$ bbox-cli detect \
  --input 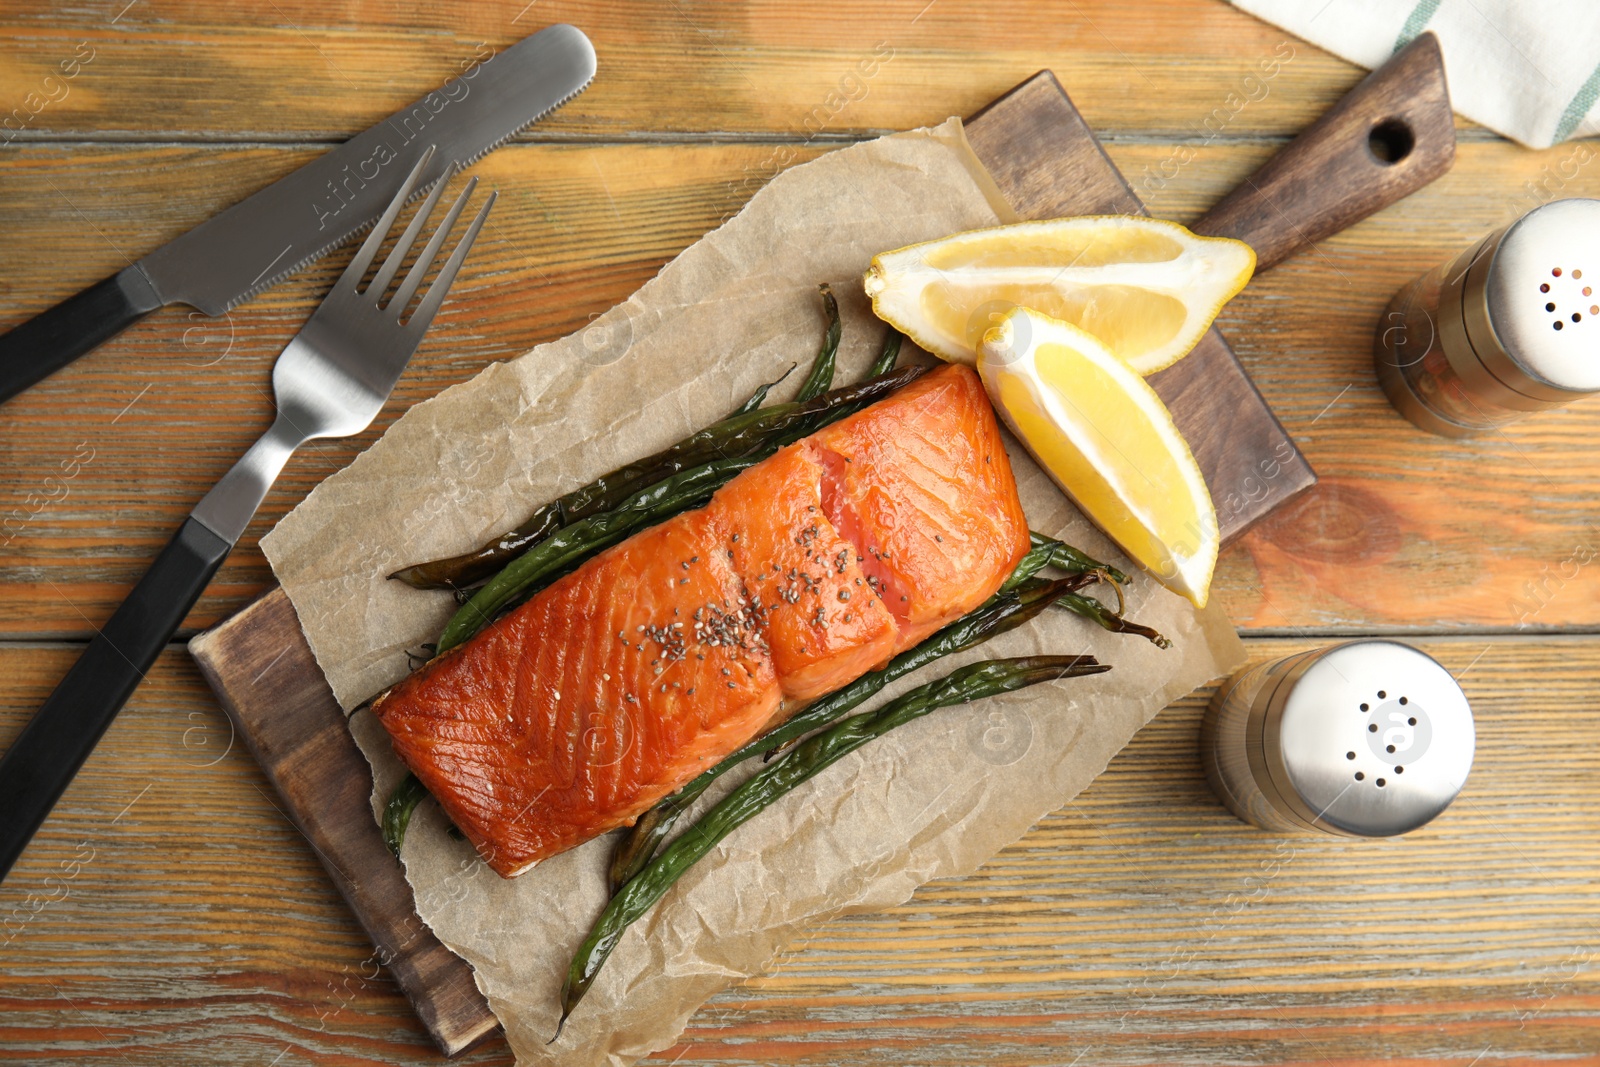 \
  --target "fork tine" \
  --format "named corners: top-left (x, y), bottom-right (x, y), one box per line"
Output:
top-left (334, 145), bottom-right (436, 293)
top-left (388, 176), bottom-right (479, 316)
top-left (404, 191), bottom-right (496, 331)
top-left (368, 161), bottom-right (457, 300)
